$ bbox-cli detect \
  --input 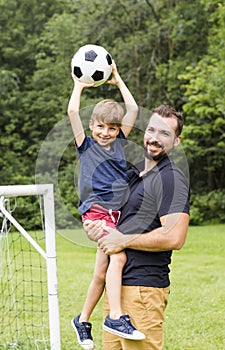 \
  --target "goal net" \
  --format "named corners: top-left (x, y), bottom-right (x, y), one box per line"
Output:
top-left (0, 184), bottom-right (60, 350)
